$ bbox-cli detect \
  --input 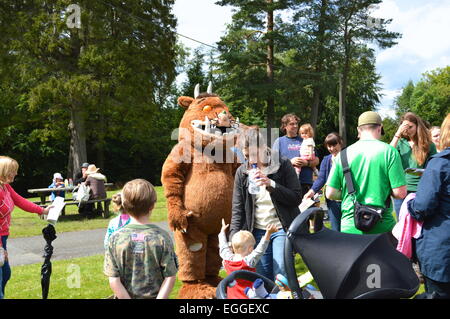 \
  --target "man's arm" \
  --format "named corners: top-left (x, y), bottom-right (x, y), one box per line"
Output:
top-left (326, 185), bottom-right (342, 201)
top-left (391, 185), bottom-right (407, 199)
